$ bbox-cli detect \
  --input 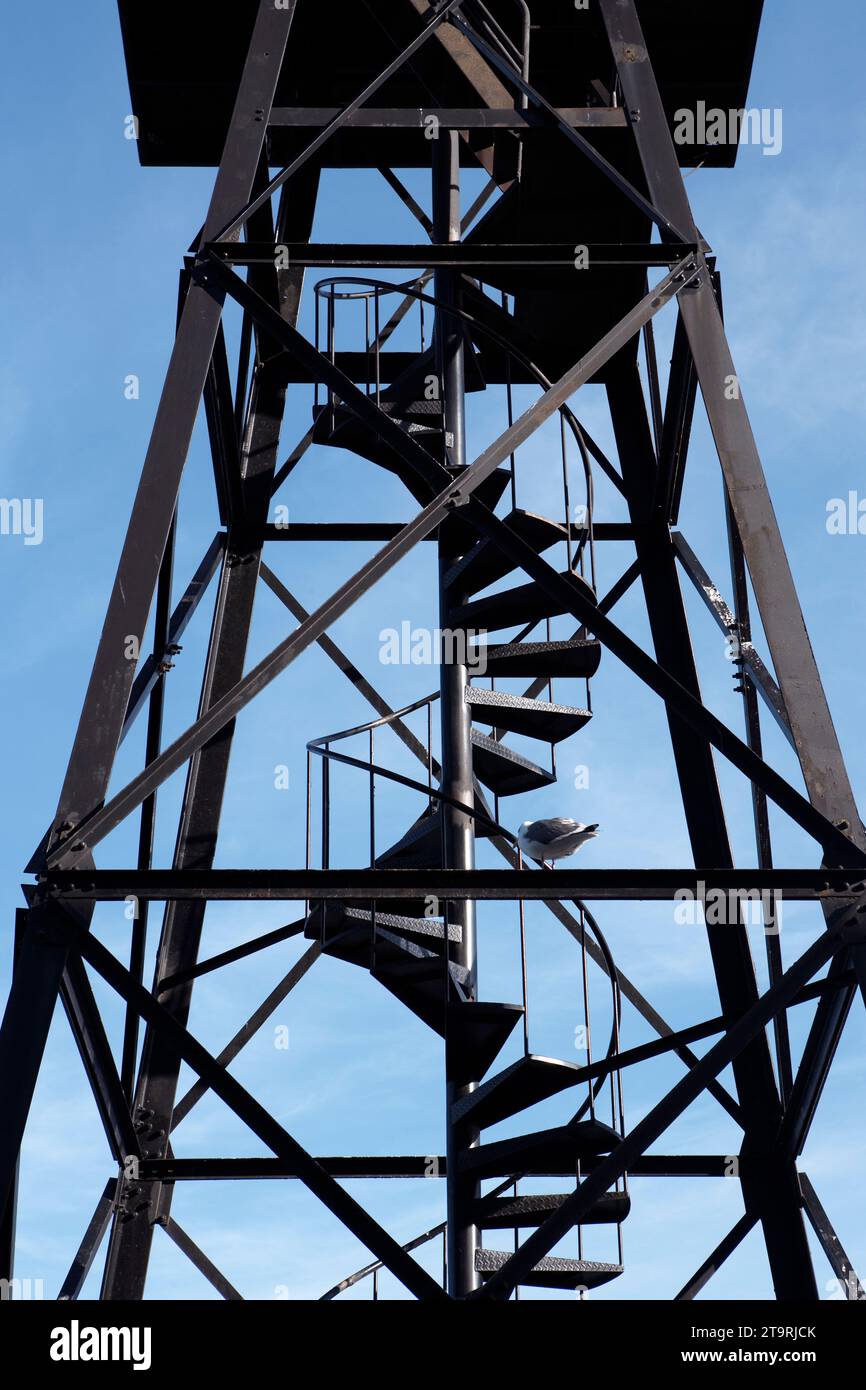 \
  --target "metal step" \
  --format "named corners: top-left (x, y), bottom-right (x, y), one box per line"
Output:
top-left (310, 920), bottom-right (467, 982)
top-left (451, 570), bottom-right (597, 634)
top-left (475, 1190), bottom-right (631, 1231)
top-left (380, 340), bottom-right (487, 412)
top-left (374, 950), bottom-right (470, 1036)
top-left (466, 687), bottom-right (591, 744)
top-left (459, 1121), bottom-right (621, 1179)
top-left (373, 797), bottom-right (496, 871)
top-left (313, 406), bottom-right (510, 509)
top-left (470, 730), bottom-right (555, 797)
top-left (446, 1002), bottom-right (524, 1082)
top-left (475, 1248), bottom-right (623, 1291)
top-left (445, 510), bottom-right (568, 598)
top-left (469, 638), bottom-right (602, 681)
top-left (375, 807), bottom-right (441, 870)
top-left (307, 904), bottom-right (462, 949)
top-left (452, 1054), bottom-right (587, 1130)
